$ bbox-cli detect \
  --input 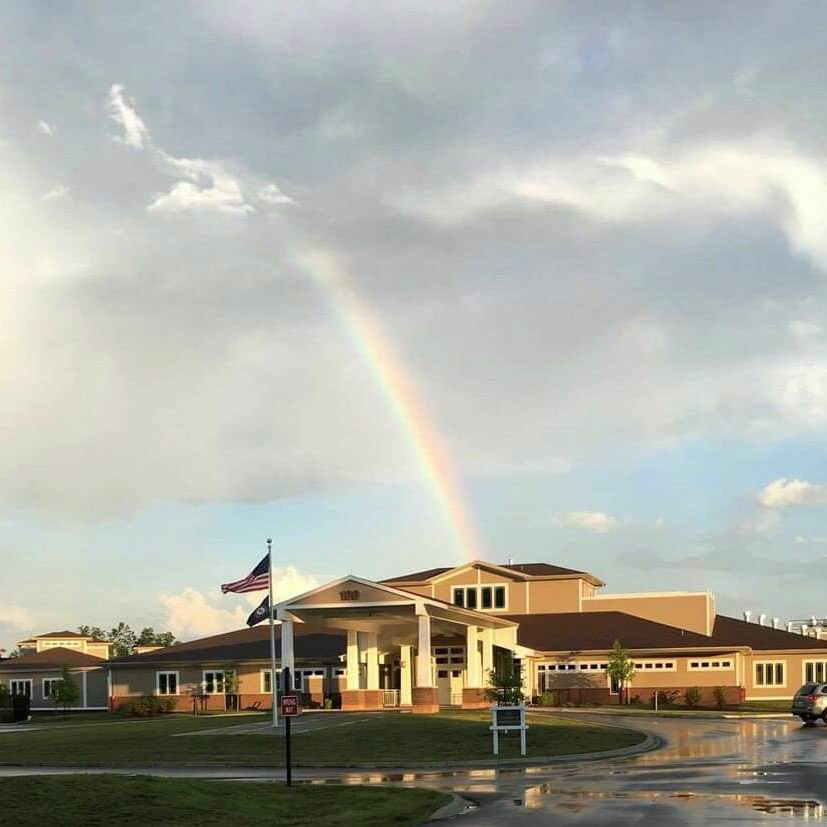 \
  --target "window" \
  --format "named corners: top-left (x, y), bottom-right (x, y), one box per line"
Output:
top-left (755, 661), bottom-right (785, 687)
top-left (10, 679), bottom-right (31, 698)
top-left (481, 586), bottom-right (492, 609)
top-left (804, 661), bottom-right (827, 684)
top-left (451, 670), bottom-right (461, 678)
top-left (437, 670), bottom-right (448, 678)
top-left (689, 660), bottom-right (733, 671)
top-left (203, 671), bottom-right (225, 694)
top-left (494, 586), bottom-right (506, 609)
top-left (156, 672), bottom-right (178, 696)
top-left (43, 678), bottom-right (60, 698)
top-left (452, 586), bottom-right (506, 611)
